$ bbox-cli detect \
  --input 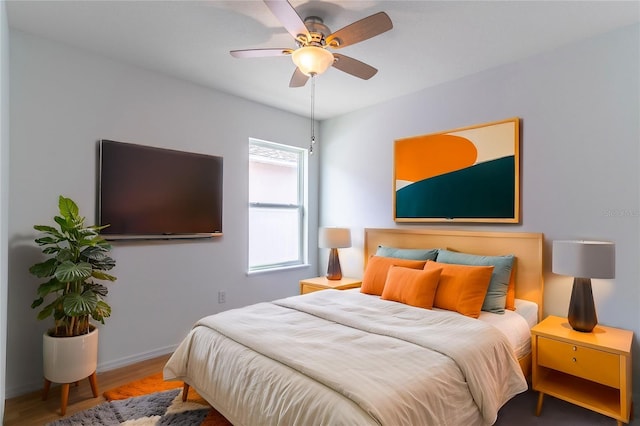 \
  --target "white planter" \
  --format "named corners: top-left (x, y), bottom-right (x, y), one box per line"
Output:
top-left (43, 327), bottom-right (98, 384)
